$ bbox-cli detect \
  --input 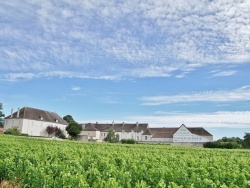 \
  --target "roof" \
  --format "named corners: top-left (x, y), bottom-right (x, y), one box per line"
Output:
top-left (5, 107), bottom-right (68, 125)
top-left (142, 125), bottom-right (212, 138)
top-left (187, 127), bottom-right (212, 136)
top-left (82, 122), bottom-right (148, 132)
